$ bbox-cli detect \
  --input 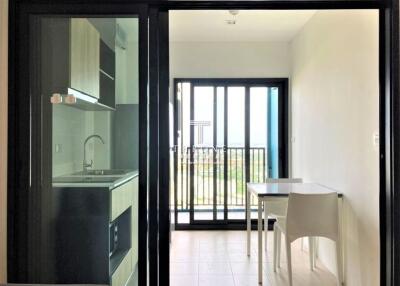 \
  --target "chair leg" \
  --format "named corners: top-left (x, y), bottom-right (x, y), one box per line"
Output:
top-left (264, 207), bottom-right (268, 252)
top-left (308, 237), bottom-right (314, 271)
top-left (336, 240), bottom-right (343, 285)
top-left (277, 229), bottom-right (281, 268)
top-left (286, 239), bottom-right (293, 286)
top-left (313, 237), bottom-right (318, 268)
top-left (273, 226), bottom-right (278, 272)
top-left (258, 200), bottom-right (263, 285)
